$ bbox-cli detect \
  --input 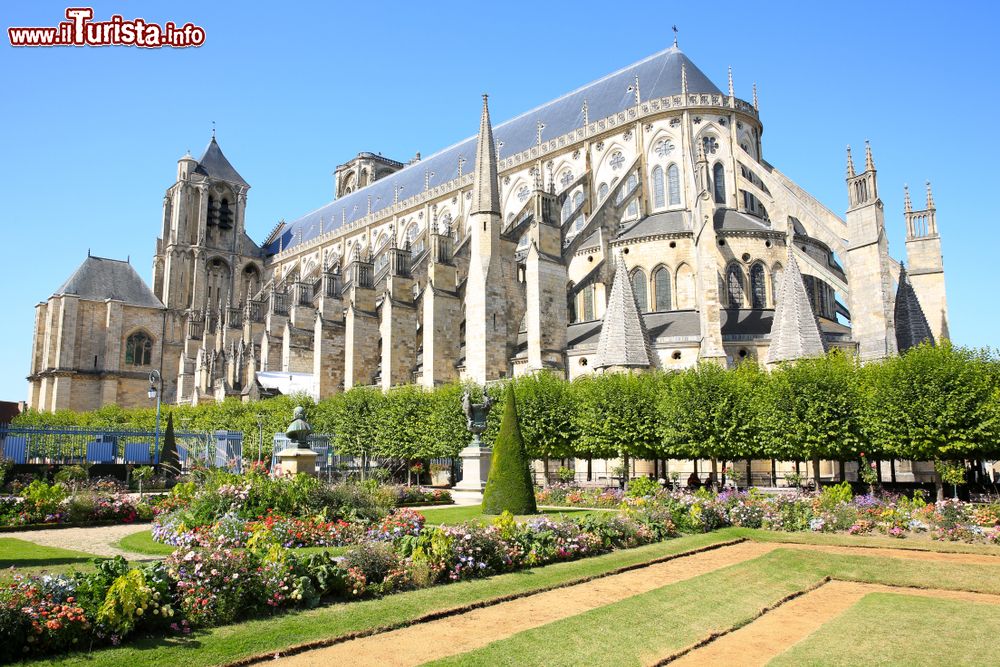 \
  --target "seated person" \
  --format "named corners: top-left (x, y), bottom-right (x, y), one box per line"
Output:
top-left (687, 471), bottom-right (701, 489)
